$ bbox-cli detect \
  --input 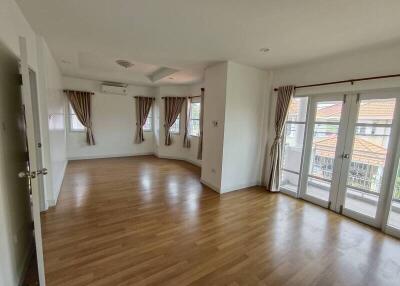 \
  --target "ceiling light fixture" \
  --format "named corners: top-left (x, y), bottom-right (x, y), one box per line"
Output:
top-left (116, 59), bottom-right (134, 68)
top-left (259, 48), bottom-right (270, 53)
